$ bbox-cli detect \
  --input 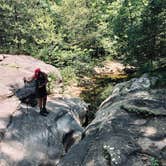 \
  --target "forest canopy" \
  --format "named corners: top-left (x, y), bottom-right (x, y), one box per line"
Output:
top-left (0, 0), bottom-right (165, 71)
